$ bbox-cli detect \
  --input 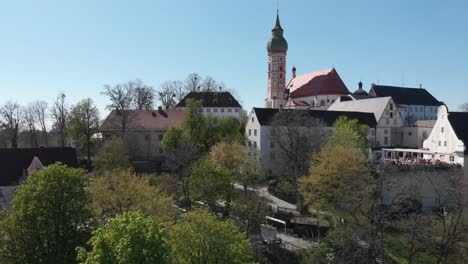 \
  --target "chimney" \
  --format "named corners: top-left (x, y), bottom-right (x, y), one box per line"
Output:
top-left (419, 84), bottom-right (423, 89)
top-left (292, 66), bottom-right (297, 78)
top-left (358, 81), bottom-right (363, 90)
